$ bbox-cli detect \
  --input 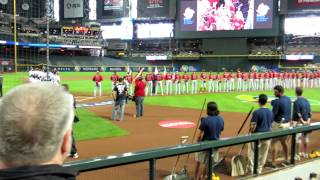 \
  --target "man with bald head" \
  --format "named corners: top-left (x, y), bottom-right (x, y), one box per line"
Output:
top-left (0, 83), bottom-right (78, 179)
